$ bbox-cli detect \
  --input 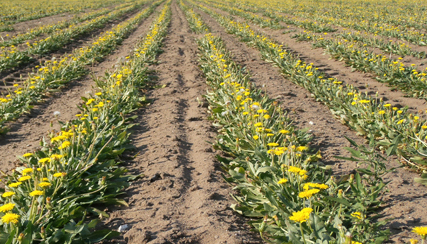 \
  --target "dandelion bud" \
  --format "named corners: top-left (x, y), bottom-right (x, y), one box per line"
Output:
top-left (50, 121), bottom-right (53, 127)
top-left (18, 233), bottom-right (24, 241)
top-left (46, 197), bottom-right (52, 210)
top-left (259, 215), bottom-right (268, 233)
top-left (41, 226), bottom-right (45, 239)
top-left (273, 215), bottom-right (282, 227)
top-left (344, 232), bottom-right (353, 244)
top-left (349, 174), bottom-right (354, 184)
top-left (338, 189), bottom-right (343, 198)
